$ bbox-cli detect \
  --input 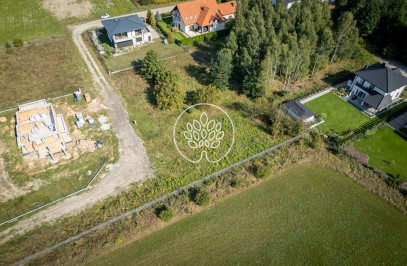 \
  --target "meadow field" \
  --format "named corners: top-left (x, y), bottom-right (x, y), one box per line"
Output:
top-left (90, 165), bottom-right (407, 265)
